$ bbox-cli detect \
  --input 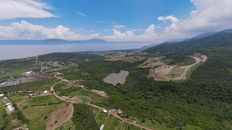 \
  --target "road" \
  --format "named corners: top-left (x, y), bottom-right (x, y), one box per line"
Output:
top-left (156, 55), bottom-right (207, 81)
top-left (51, 72), bottom-right (154, 130)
